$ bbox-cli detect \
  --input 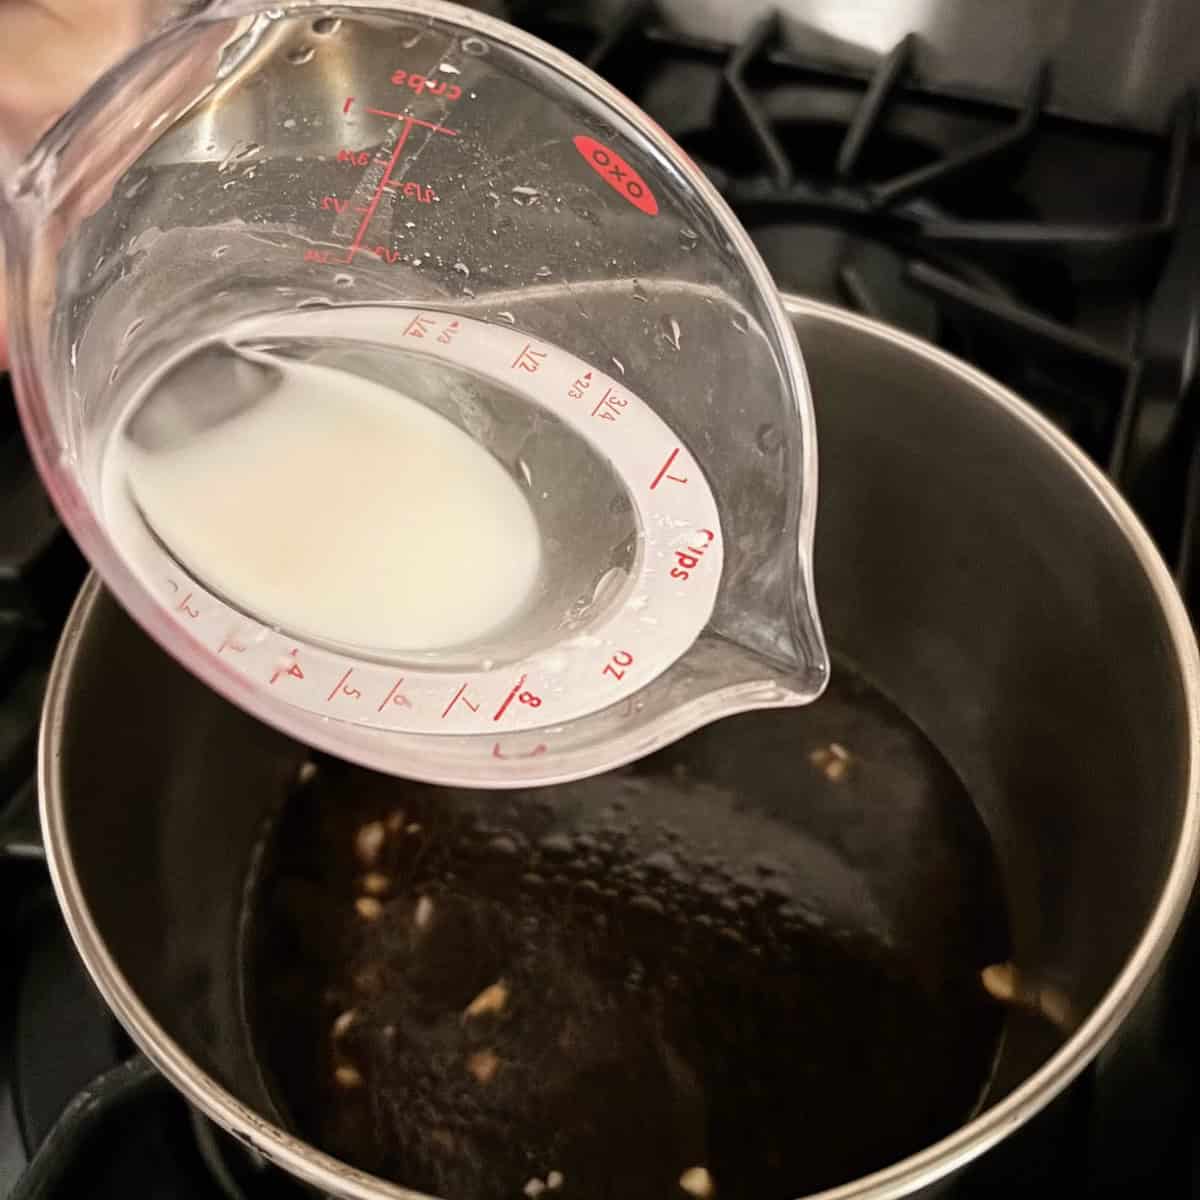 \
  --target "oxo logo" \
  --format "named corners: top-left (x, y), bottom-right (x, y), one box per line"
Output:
top-left (572, 135), bottom-right (658, 216)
